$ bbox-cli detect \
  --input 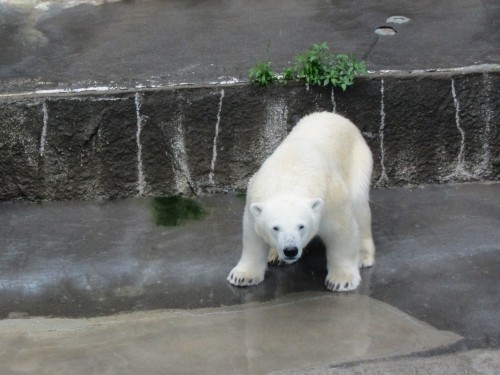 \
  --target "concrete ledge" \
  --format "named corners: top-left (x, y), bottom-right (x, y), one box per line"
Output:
top-left (281, 349), bottom-right (500, 375)
top-left (0, 293), bottom-right (461, 374)
top-left (1, 71), bottom-right (499, 201)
